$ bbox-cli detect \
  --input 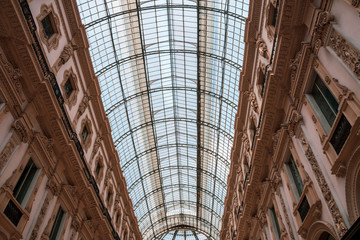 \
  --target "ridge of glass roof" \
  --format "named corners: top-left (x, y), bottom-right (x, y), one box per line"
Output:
top-left (76, 0), bottom-right (249, 238)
